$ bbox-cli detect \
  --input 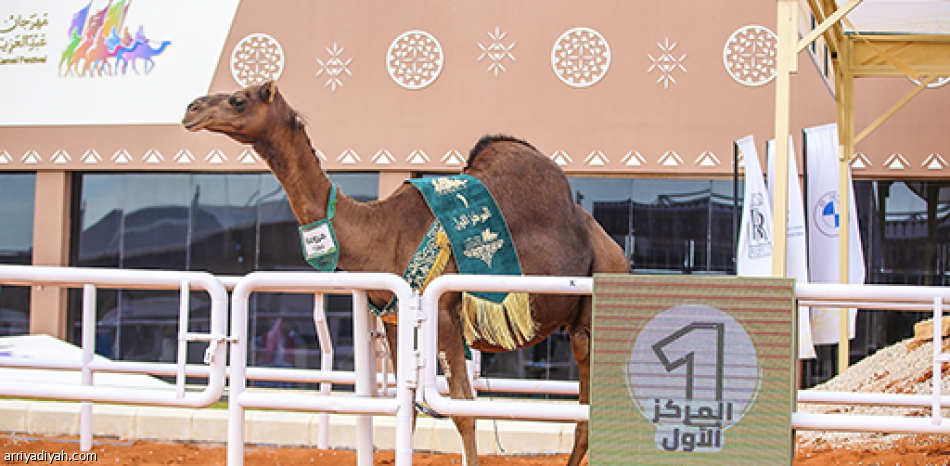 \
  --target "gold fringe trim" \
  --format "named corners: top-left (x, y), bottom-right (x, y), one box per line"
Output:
top-left (389, 228), bottom-right (536, 351)
top-left (461, 291), bottom-right (534, 351)
top-left (422, 230), bottom-right (452, 291)
top-left (384, 231), bottom-right (453, 325)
